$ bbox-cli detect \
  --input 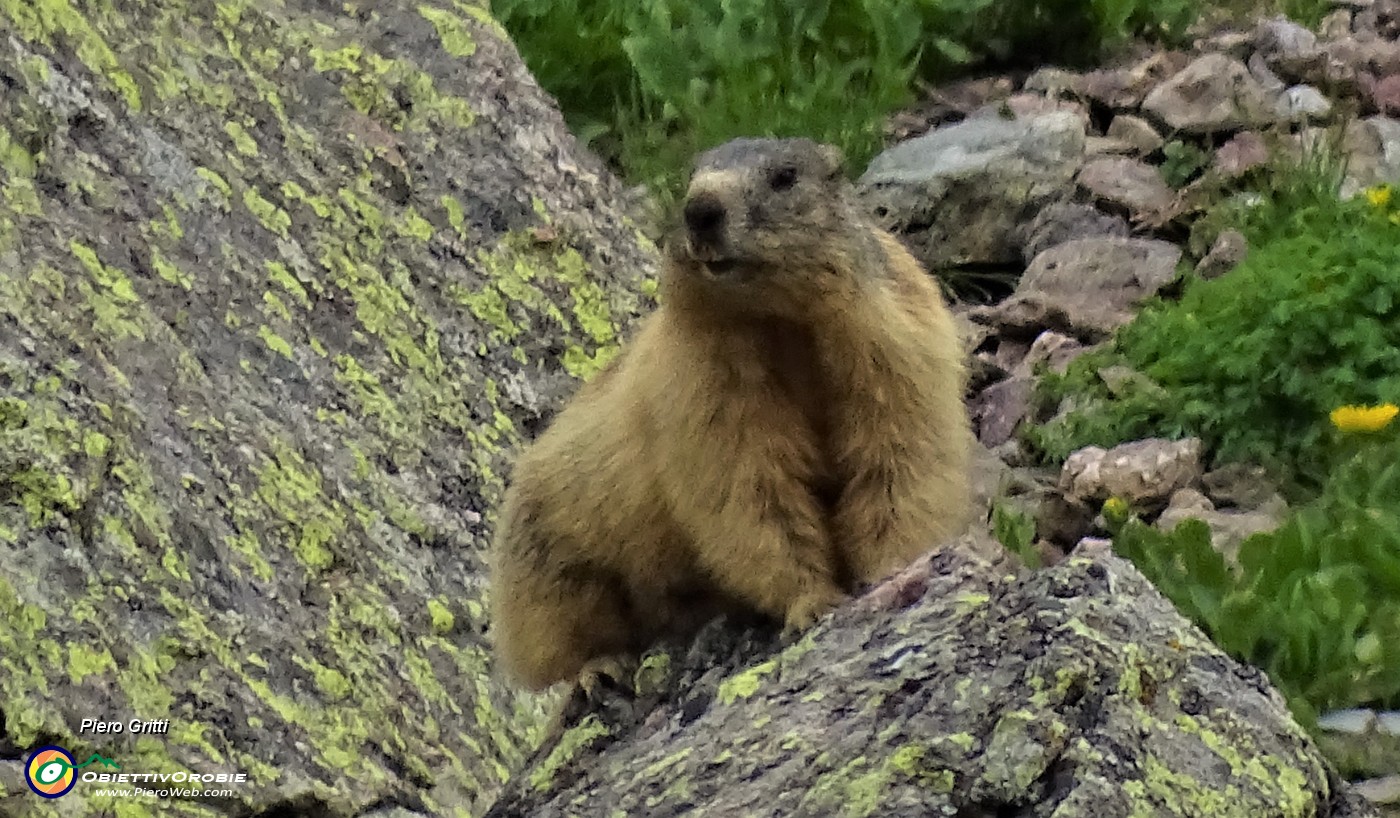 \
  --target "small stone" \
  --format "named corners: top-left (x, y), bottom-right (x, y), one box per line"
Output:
top-left (1371, 74), bottom-right (1400, 114)
top-left (1341, 115), bottom-right (1400, 195)
top-left (1097, 365), bottom-right (1168, 399)
top-left (860, 111), bottom-right (1087, 269)
top-left (1076, 68), bottom-right (1152, 108)
top-left (1106, 114), bottom-right (1164, 154)
top-left (972, 376), bottom-right (1035, 447)
top-left (1380, 710), bottom-right (1400, 735)
top-left (1355, 0), bottom-right (1400, 38)
top-left (1084, 136), bottom-right (1137, 156)
top-left (1196, 229), bottom-right (1249, 280)
top-left (1248, 52), bottom-right (1287, 95)
top-left (1255, 16), bottom-right (1318, 62)
top-left (1194, 30), bottom-right (1254, 59)
top-left (1214, 132), bottom-right (1271, 177)
top-left (1352, 775), bottom-right (1400, 806)
top-left (1143, 54), bottom-right (1277, 134)
top-left (1016, 331), bottom-right (1087, 377)
top-left (1275, 85), bottom-right (1333, 121)
top-left (1156, 488), bottom-right (1215, 525)
top-left (1202, 463), bottom-right (1279, 509)
top-left (1018, 202), bottom-right (1130, 263)
top-left (990, 238), bottom-right (1181, 340)
top-left (1060, 438), bottom-right (1205, 506)
top-left (1318, 708), bottom-right (1381, 734)
top-left (970, 93), bottom-right (1089, 123)
top-left (1073, 537), bottom-right (1114, 556)
top-left (1319, 9), bottom-right (1354, 38)
top-left (1023, 68), bottom-right (1081, 96)
top-left (1077, 156), bottom-right (1176, 216)
top-left (1155, 489), bottom-right (1287, 556)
